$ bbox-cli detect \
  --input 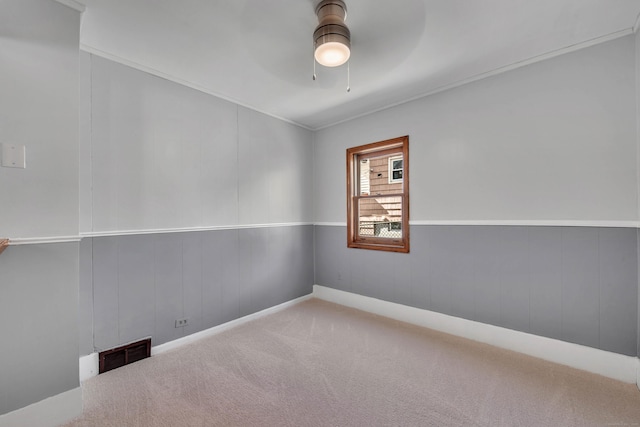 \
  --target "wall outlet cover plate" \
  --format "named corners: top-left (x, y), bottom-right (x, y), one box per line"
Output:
top-left (1, 143), bottom-right (26, 168)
